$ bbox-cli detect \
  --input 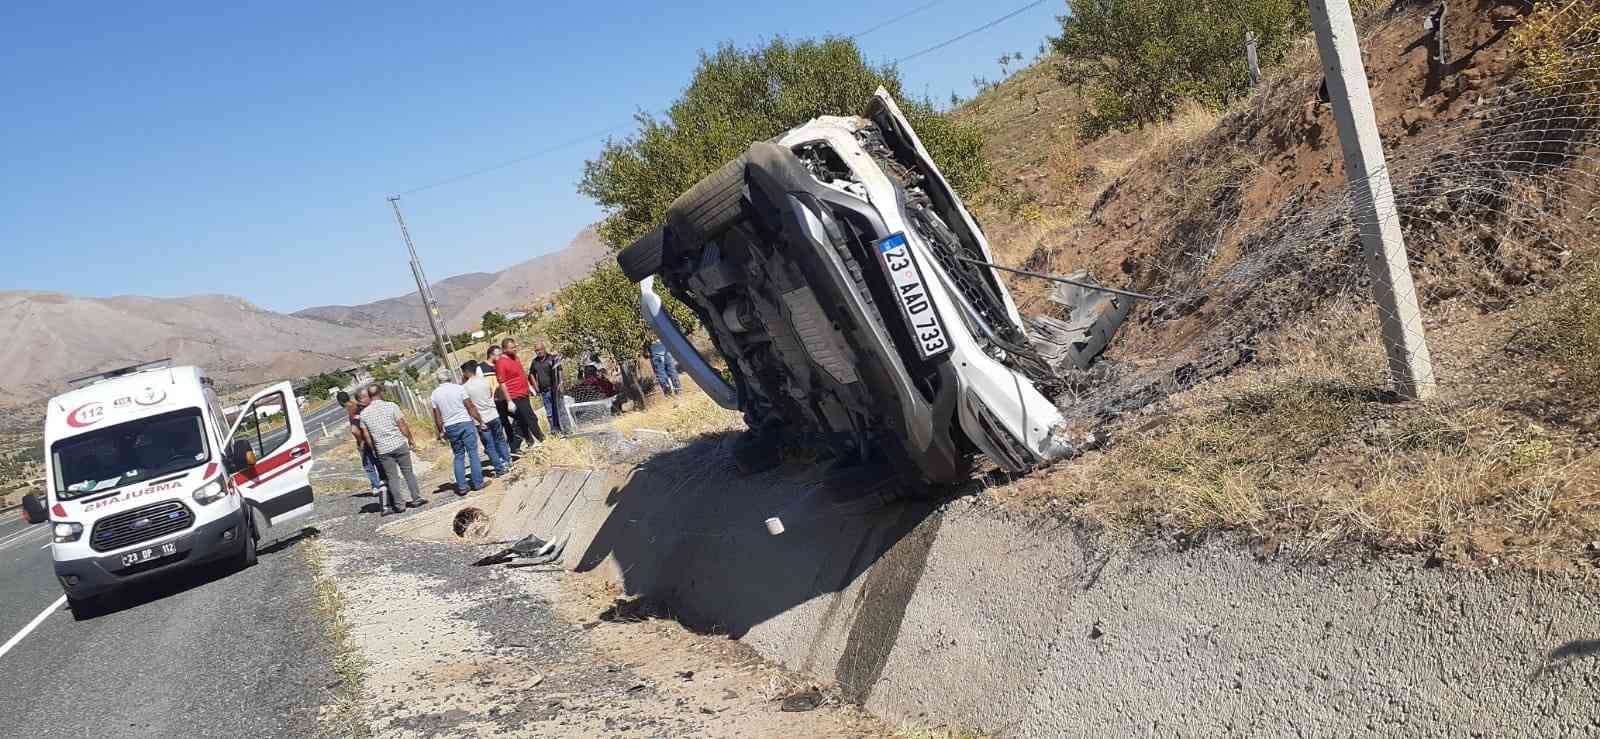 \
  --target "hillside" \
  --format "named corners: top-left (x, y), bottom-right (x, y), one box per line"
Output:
top-left (295, 225), bottom-right (609, 335)
top-left (446, 226), bottom-right (608, 332)
top-left (295, 271), bottom-right (499, 338)
top-left (955, 1), bottom-right (1600, 572)
top-left (0, 291), bottom-right (394, 413)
